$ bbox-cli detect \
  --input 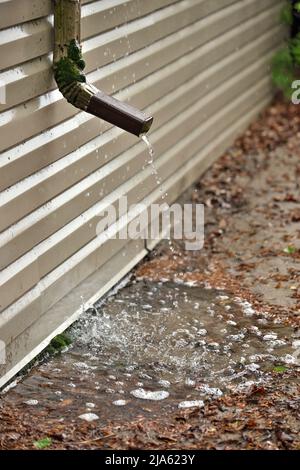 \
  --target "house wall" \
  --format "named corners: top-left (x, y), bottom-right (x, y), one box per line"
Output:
top-left (0, 0), bottom-right (285, 387)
